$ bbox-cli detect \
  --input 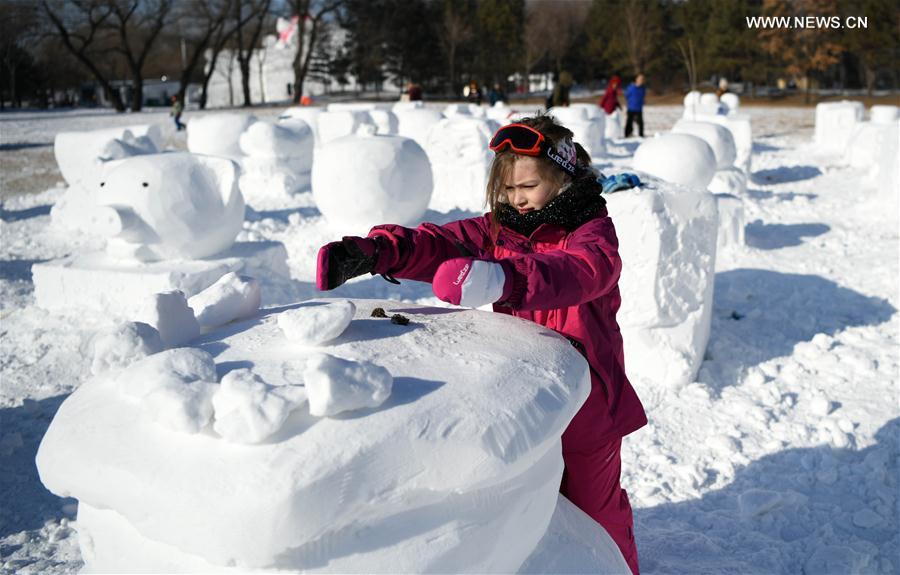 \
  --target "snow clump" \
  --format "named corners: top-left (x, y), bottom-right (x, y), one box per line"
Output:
top-left (188, 272), bottom-right (261, 330)
top-left (276, 300), bottom-right (356, 345)
top-left (212, 368), bottom-right (307, 444)
top-left (303, 352), bottom-right (393, 417)
top-left (90, 321), bottom-right (164, 375)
